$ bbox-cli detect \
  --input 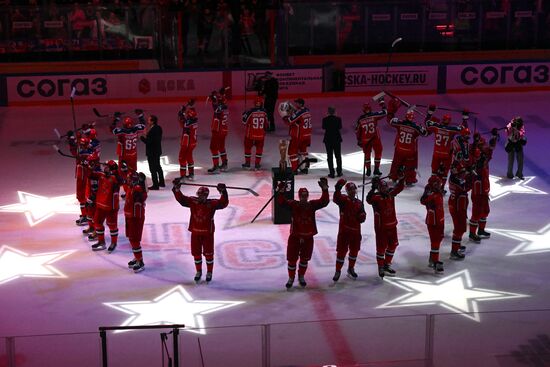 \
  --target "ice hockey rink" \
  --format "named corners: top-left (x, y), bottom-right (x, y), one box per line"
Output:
top-left (0, 91), bottom-right (549, 367)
